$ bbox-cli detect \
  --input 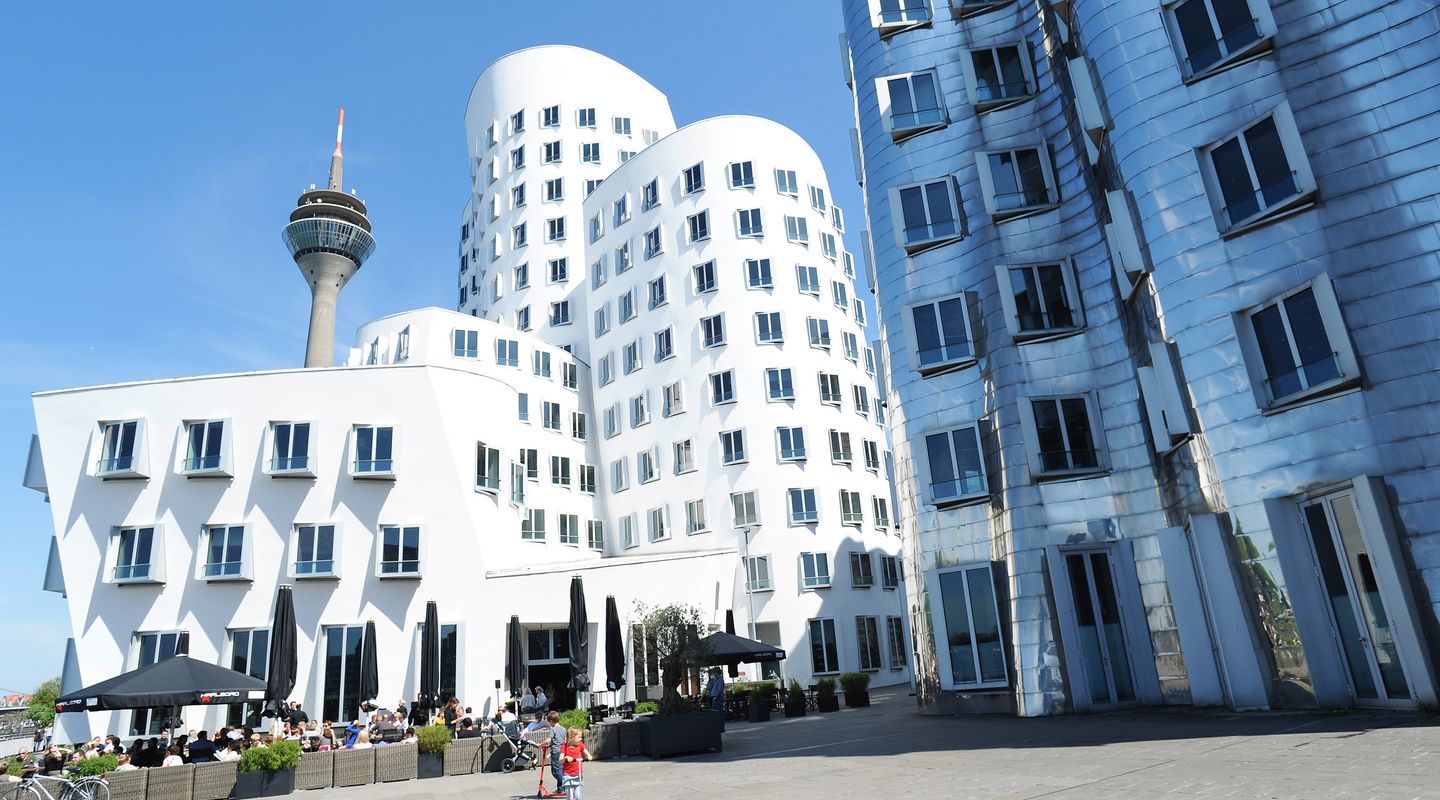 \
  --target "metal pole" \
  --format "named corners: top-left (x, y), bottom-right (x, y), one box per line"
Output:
top-left (741, 526), bottom-right (758, 639)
